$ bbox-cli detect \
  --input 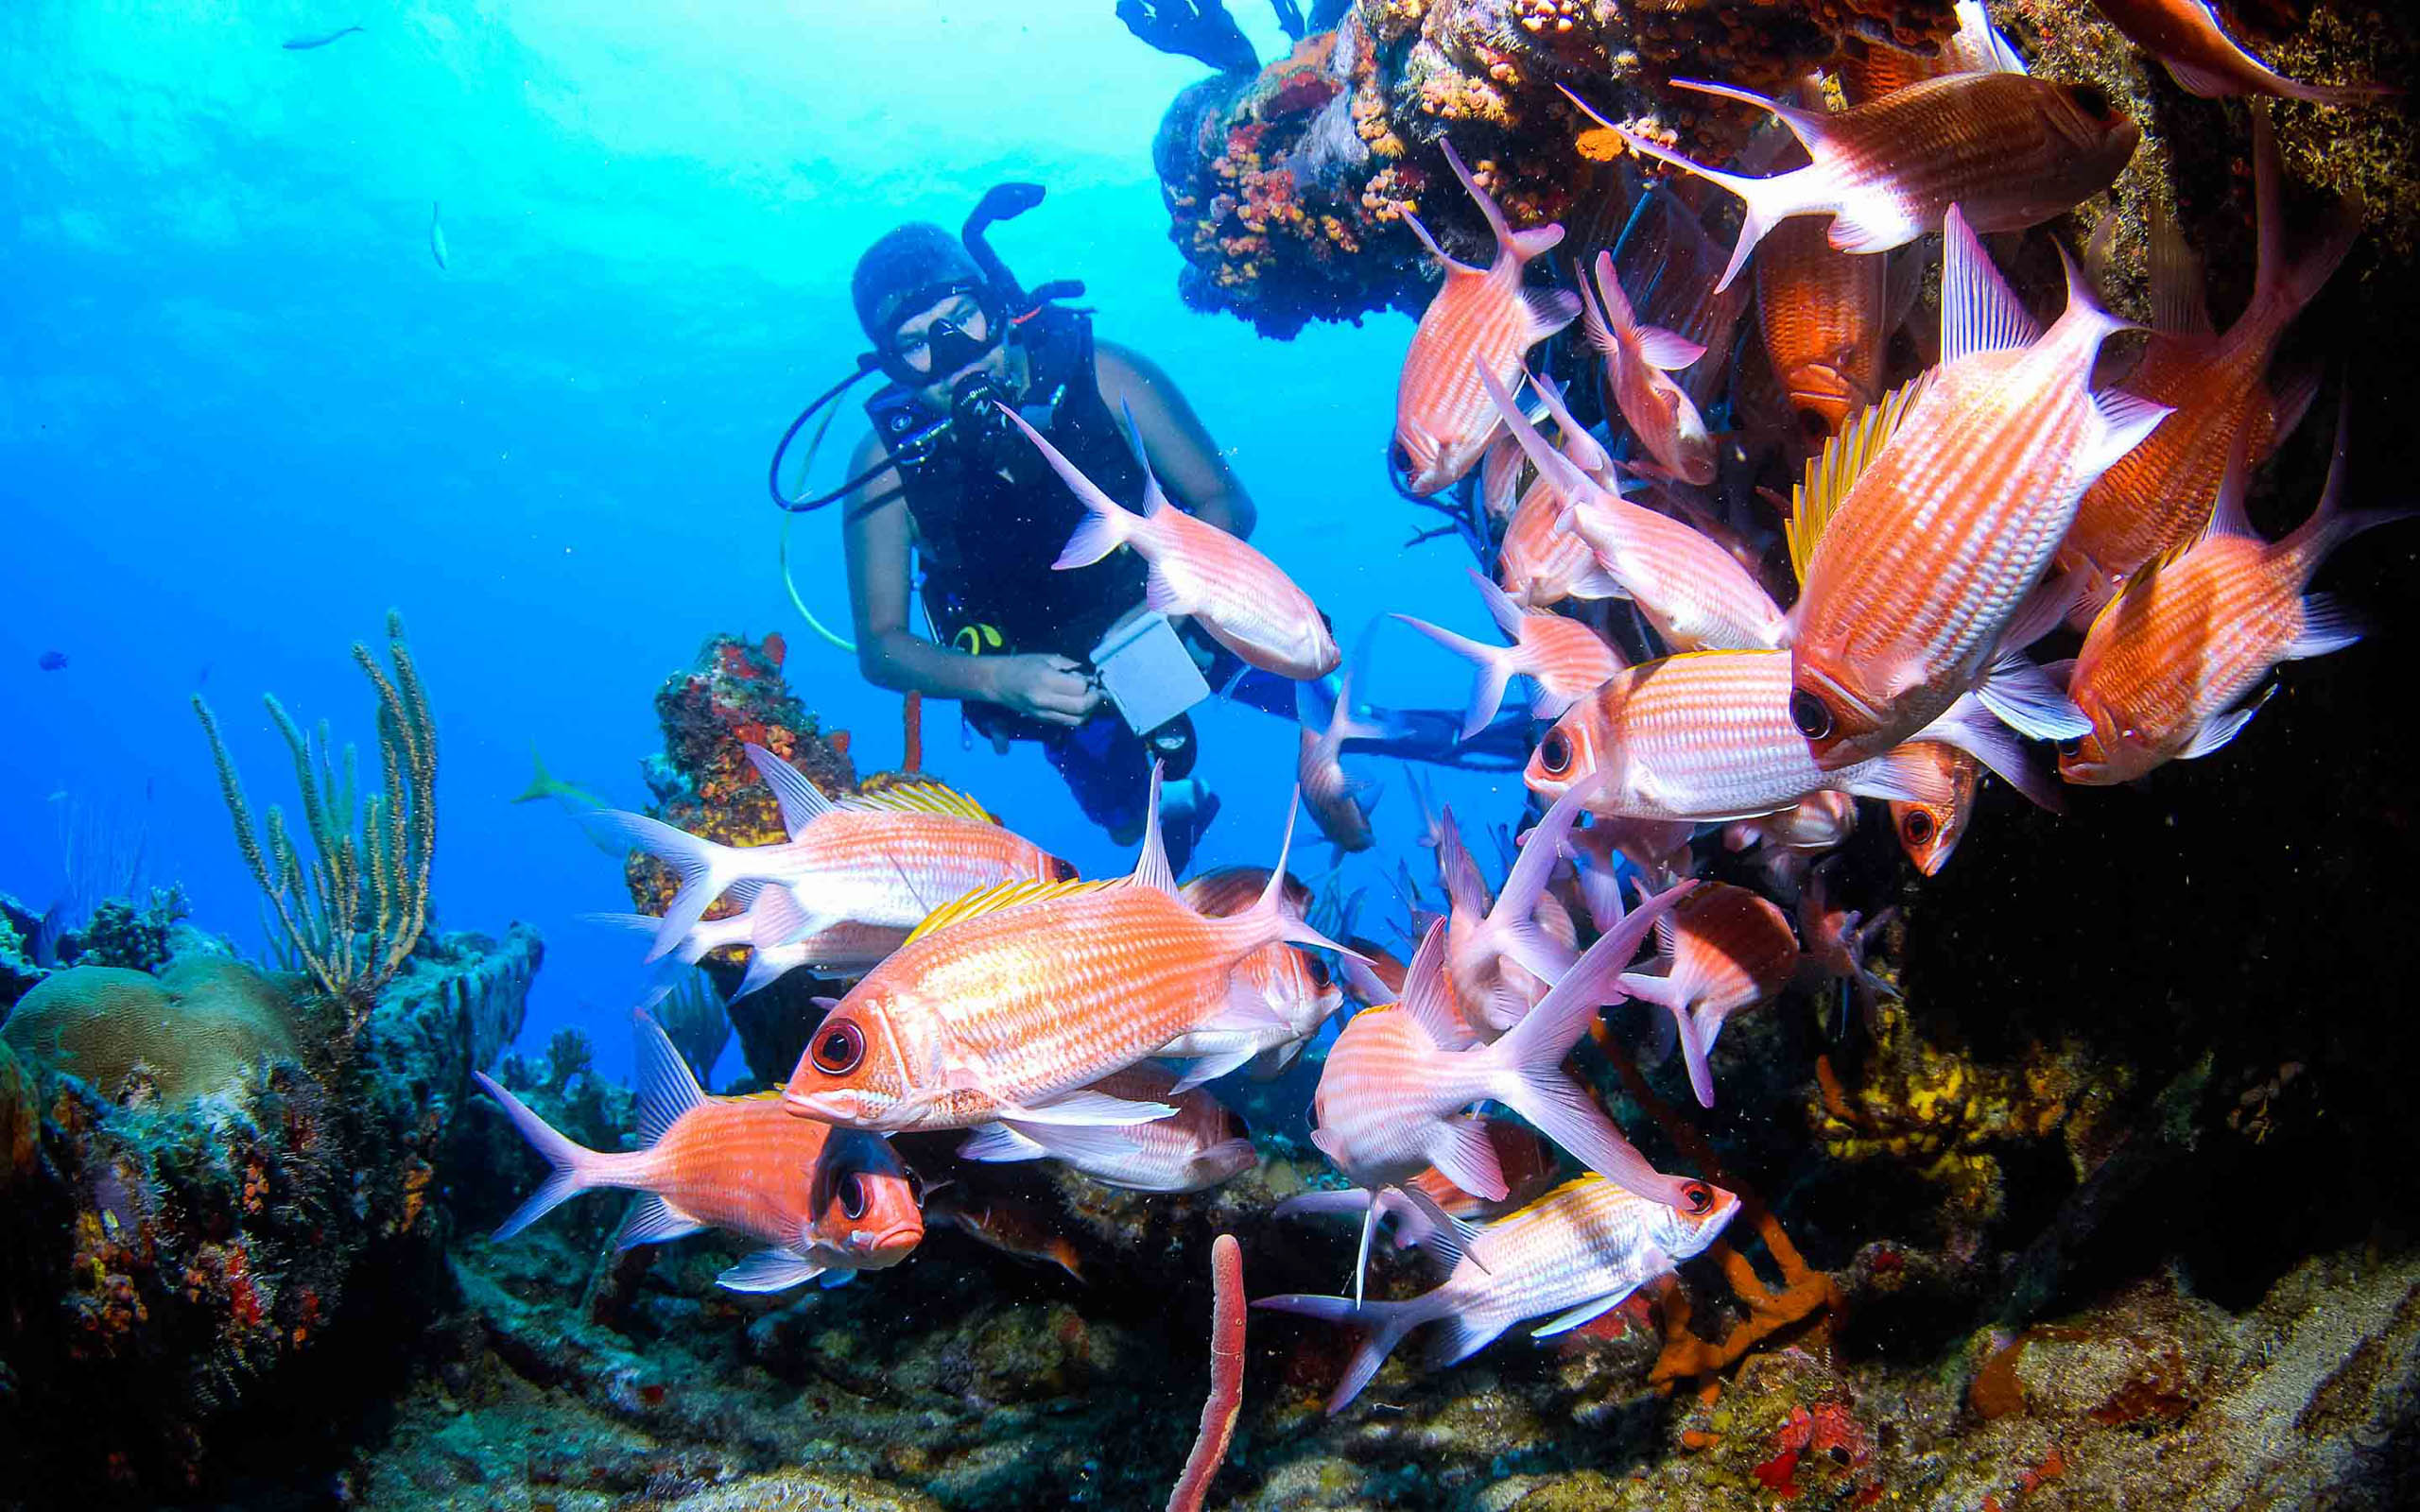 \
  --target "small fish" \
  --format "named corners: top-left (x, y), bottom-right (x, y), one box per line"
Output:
top-left (1567, 73), bottom-right (2137, 291)
top-left (1887, 743), bottom-right (1979, 875)
top-left (2061, 407), bottom-right (2408, 784)
top-left (1488, 368), bottom-right (1790, 652)
top-left (1295, 649), bottom-right (1382, 854)
top-left (1526, 649), bottom-right (1957, 823)
top-left (1392, 140), bottom-right (1582, 494)
top-left (960, 1061), bottom-right (1256, 1194)
top-left (593, 745), bottom-right (1070, 962)
top-left (925, 1188), bottom-right (1084, 1281)
top-left (1477, 427), bottom-right (1530, 520)
top-left (1308, 877), bottom-right (1701, 1254)
top-left (781, 777), bottom-right (1351, 1137)
top-left (583, 881), bottom-right (904, 1001)
top-left (281, 24), bottom-right (365, 51)
top-left (513, 742), bottom-right (612, 811)
top-left (476, 1012), bottom-right (924, 1294)
top-left (1577, 250), bottom-right (1716, 485)
top-left (1721, 790), bottom-right (1858, 892)
top-left (2086, 0), bottom-right (2394, 106)
top-left (1613, 882), bottom-right (1802, 1108)
top-left (1785, 212), bottom-right (2161, 769)
top-left (1011, 405), bottom-right (1340, 680)
top-left (1394, 569), bottom-right (1622, 739)
top-left (37, 650), bottom-right (67, 672)
top-left (1254, 1172), bottom-right (1737, 1414)
top-left (2061, 103), bottom-right (2359, 582)
top-left (1168, 865), bottom-right (1344, 1074)
top-left (1799, 867), bottom-right (1900, 1012)
top-left (1756, 215), bottom-right (1892, 443)
top-left (1498, 473), bottom-right (1624, 610)
top-left (429, 201), bottom-right (448, 271)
